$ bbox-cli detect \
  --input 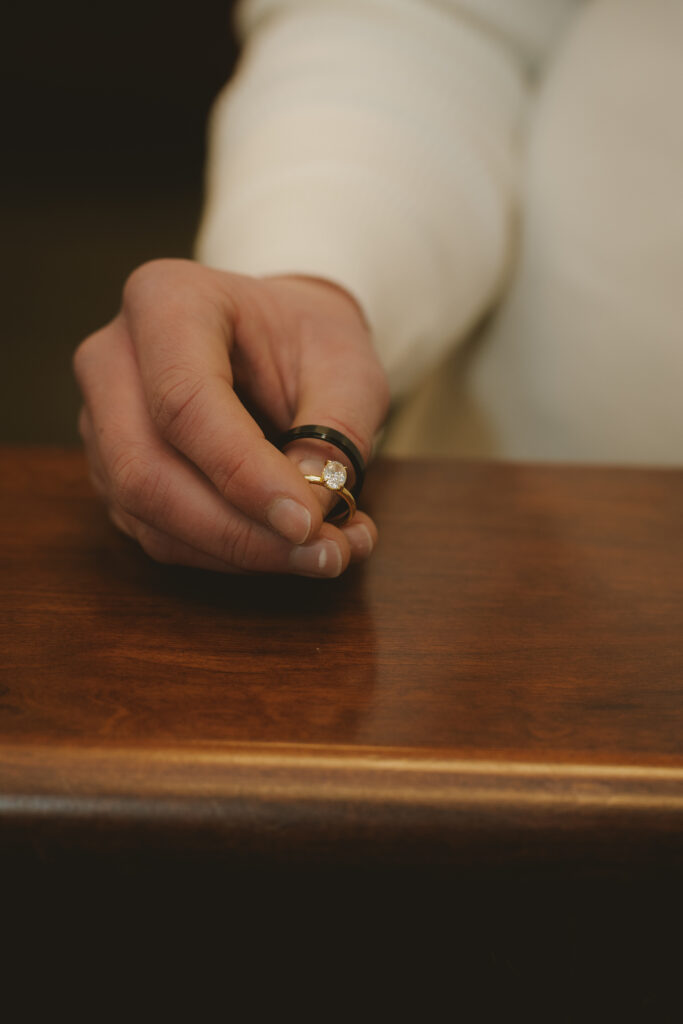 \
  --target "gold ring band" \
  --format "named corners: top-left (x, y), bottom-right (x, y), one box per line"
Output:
top-left (304, 460), bottom-right (356, 526)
